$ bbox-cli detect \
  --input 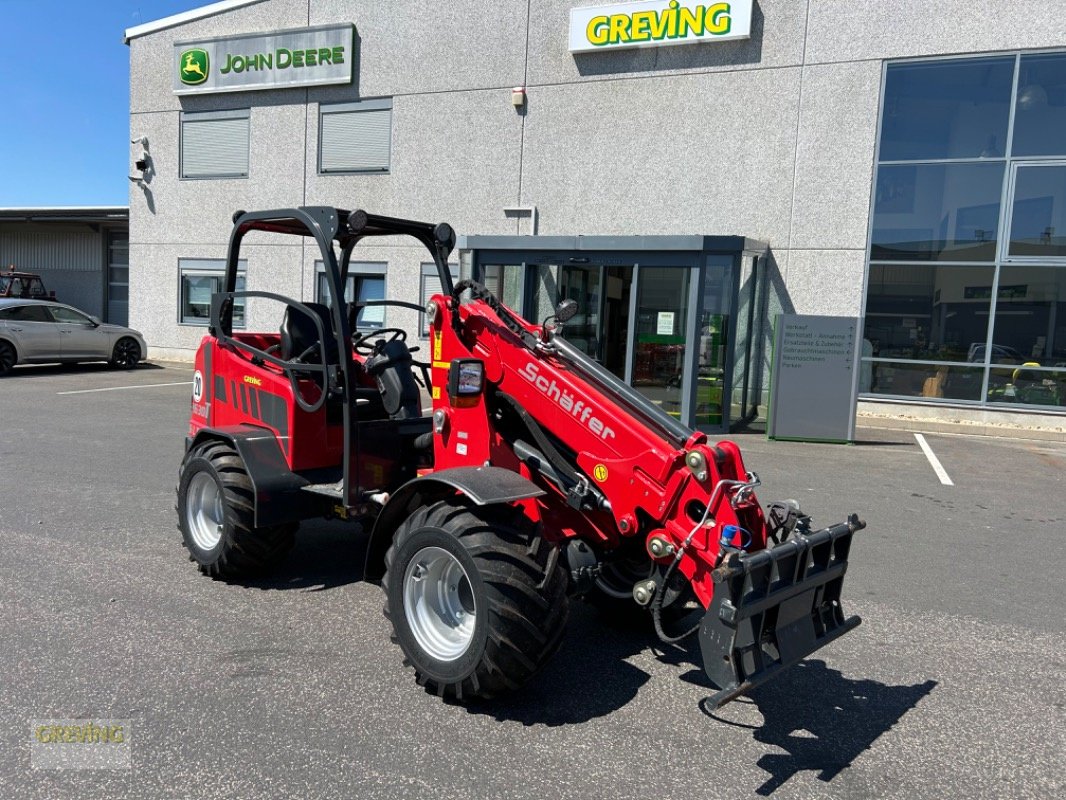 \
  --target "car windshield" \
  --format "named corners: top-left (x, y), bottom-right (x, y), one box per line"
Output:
top-left (0, 277), bottom-right (9, 292)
